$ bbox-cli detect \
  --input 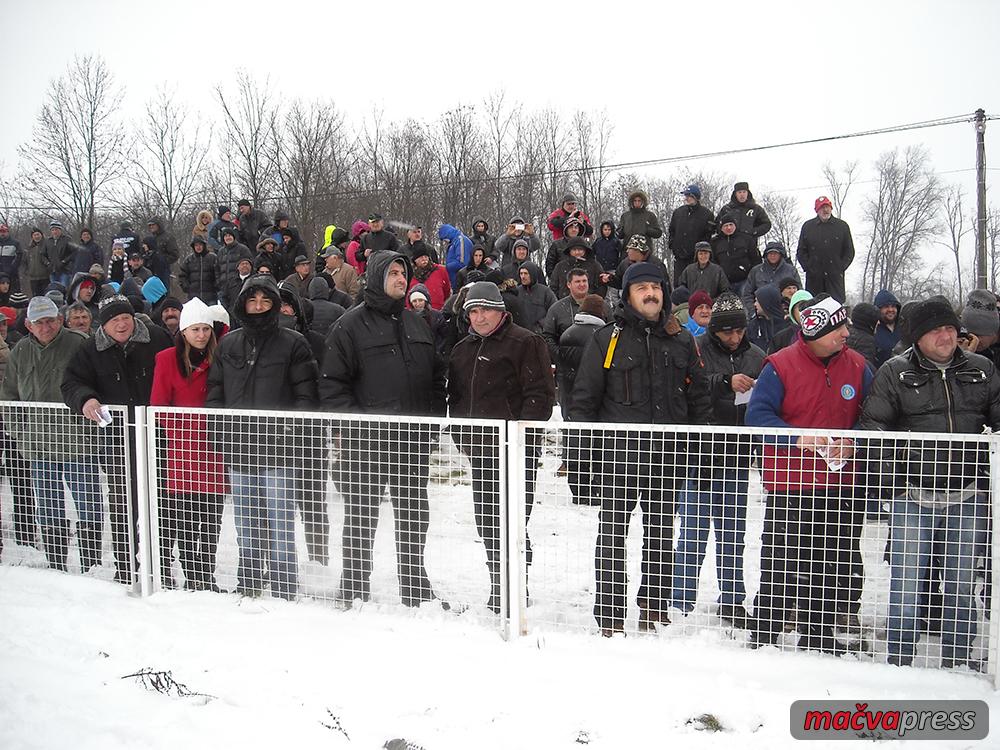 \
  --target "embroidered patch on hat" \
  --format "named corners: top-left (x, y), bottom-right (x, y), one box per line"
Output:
top-left (800, 307), bottom-right (830, 336)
